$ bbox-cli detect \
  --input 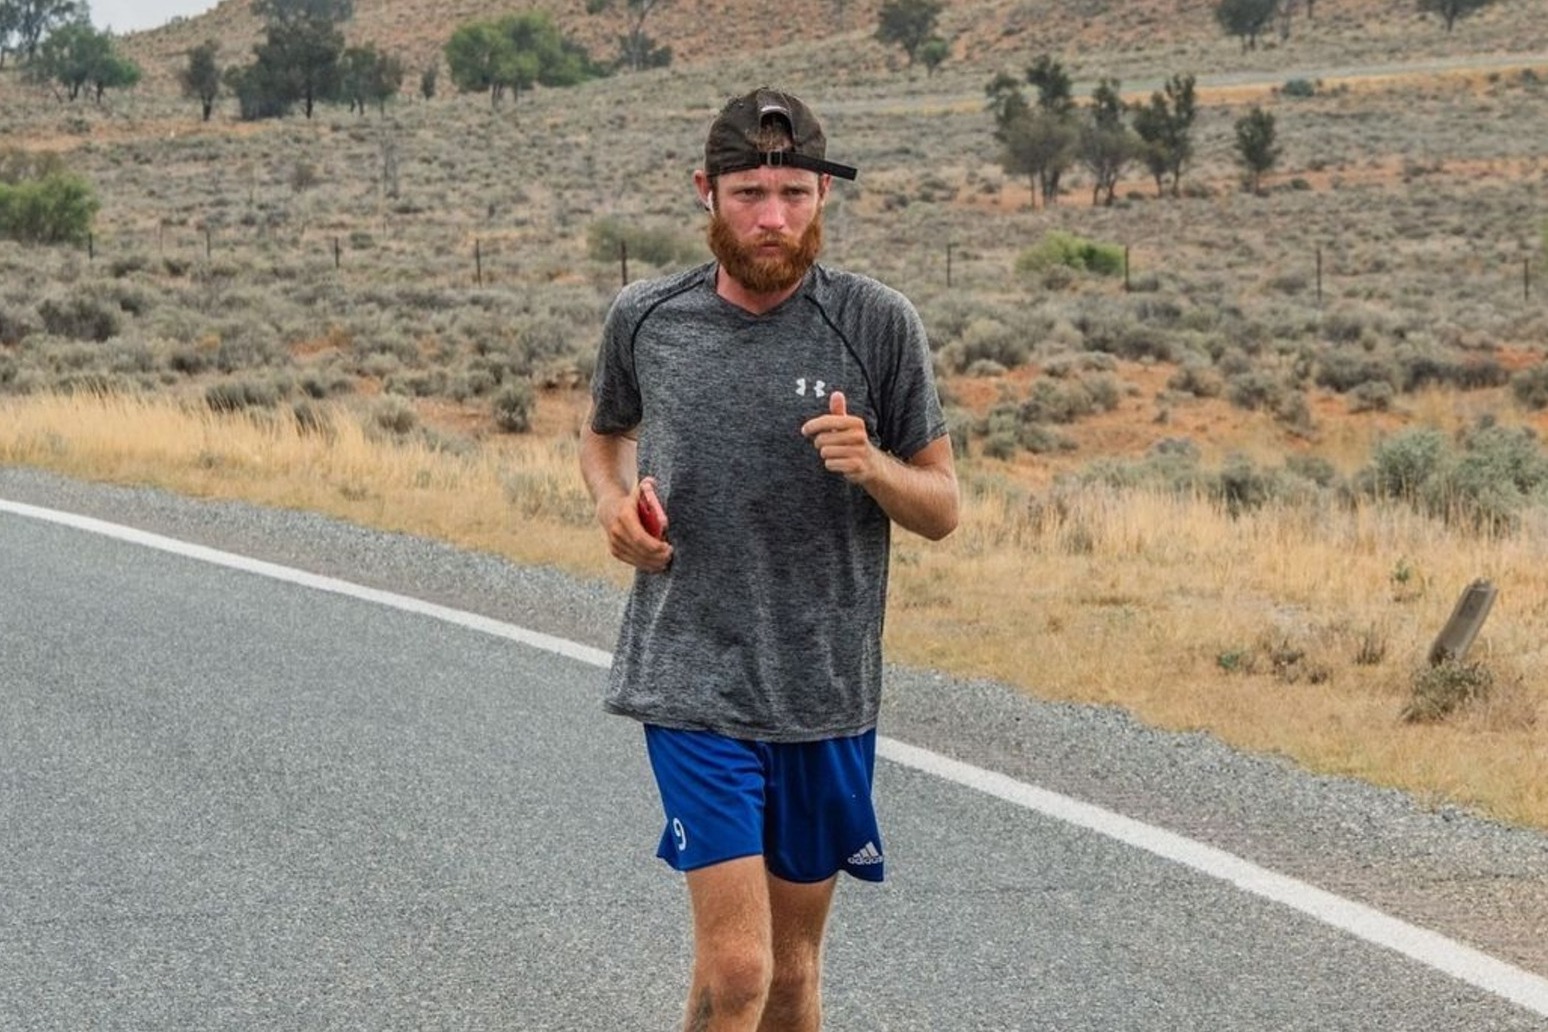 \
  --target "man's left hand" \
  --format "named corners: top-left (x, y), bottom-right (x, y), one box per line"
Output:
top-left (801, 391), bottom-right (874, 484)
